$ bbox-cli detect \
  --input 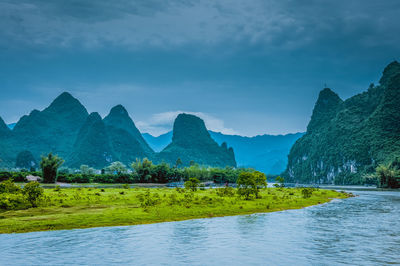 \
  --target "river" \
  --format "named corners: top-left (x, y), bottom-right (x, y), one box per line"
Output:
top-left (0, 189), bottom-right (399, 265)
